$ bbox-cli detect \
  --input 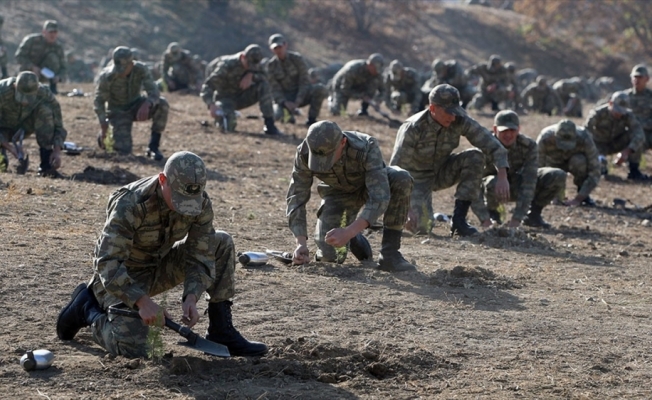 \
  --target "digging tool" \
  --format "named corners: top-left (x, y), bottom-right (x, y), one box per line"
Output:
top-left (266, 249), bottom-right (293, 264)
top-left (369, 102), bottom-right (403, 128)
top-left (12, 128), bottom-right (28, 174)
top-left (107, 306), bottom-right (230, 357)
